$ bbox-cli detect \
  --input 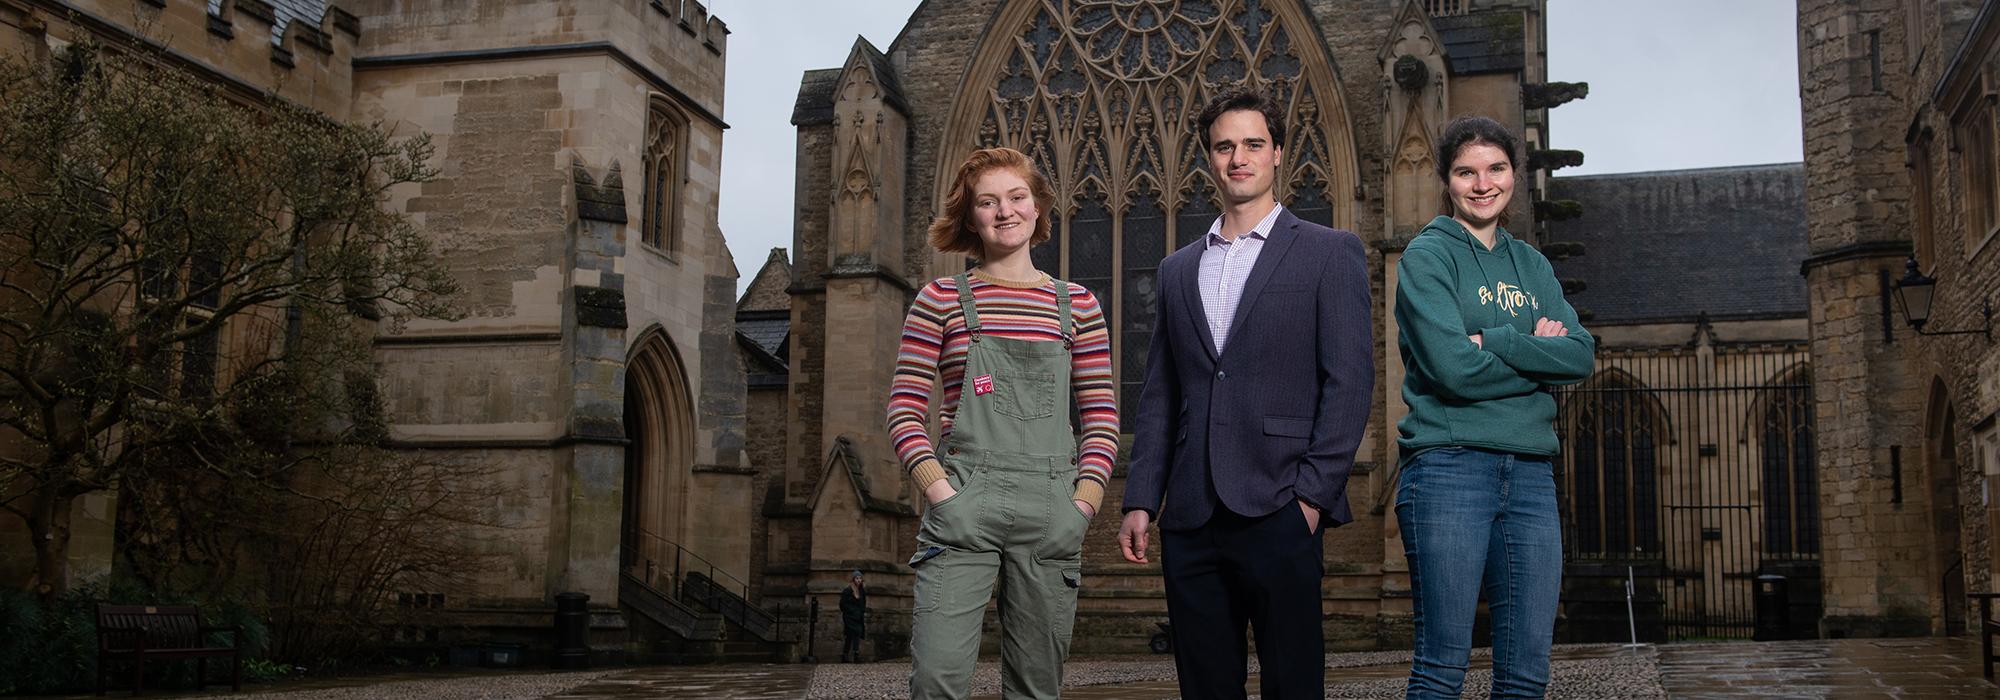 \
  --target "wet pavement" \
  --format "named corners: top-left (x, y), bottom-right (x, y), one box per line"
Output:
top-left (1657, 637), bottom-right (2000, 698)
top-left (108, 669), bottom-right (614, 700)
top-left (131, 636), bottom-right (1996, 698)
top-left (543, 664), bottom-right (812, 699)
top-left (556, 644), bottom-right (1661, 699)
